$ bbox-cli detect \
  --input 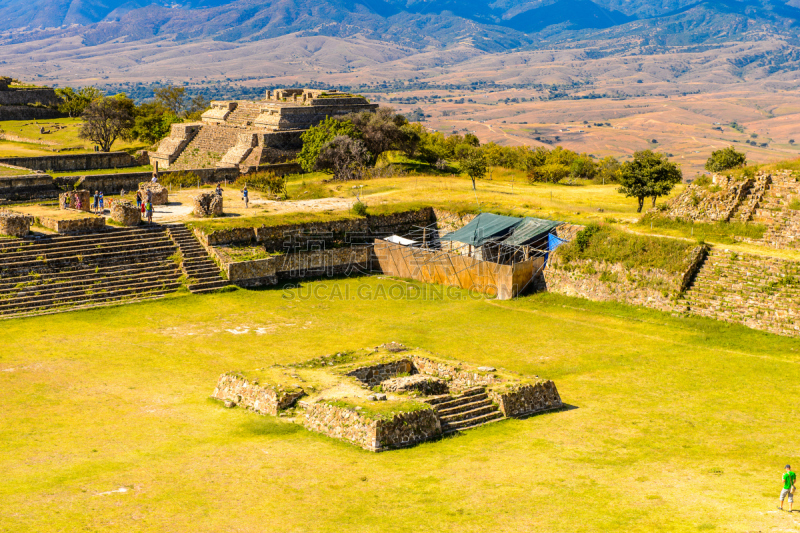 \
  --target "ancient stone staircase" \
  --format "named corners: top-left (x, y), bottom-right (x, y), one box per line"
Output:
top-left (225, 101), bottom-right (263, 128)
top-left (0, 227), bottom-right (183, 319)
top-left (171, 125), bottom-right (241, 169)
top-left (678, 248), bottom-right (800, 336)
top-left (730, 172), bottom-right (771, 222)
top-left (749, 171), bottom-right (800, 248)
top-left (425, 387), bottom-right (504, 435)
top-left (166, 224), bottom-right (229, 294)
